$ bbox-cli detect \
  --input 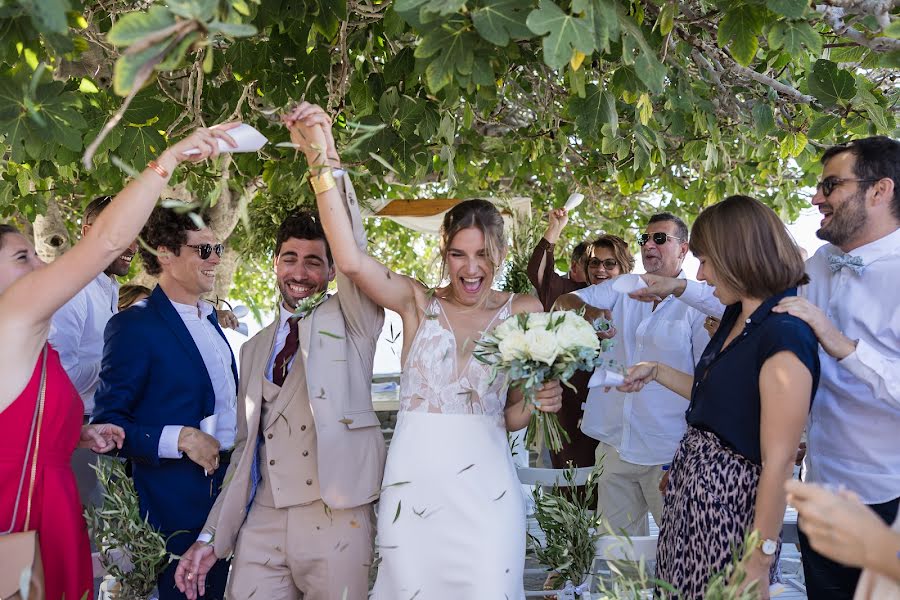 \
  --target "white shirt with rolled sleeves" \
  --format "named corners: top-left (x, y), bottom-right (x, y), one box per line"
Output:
top-left (574, 272), bottom-right (714, 465)
top-left (157, 299), bottom-right (237, 459)
top-left (801, 230), bottom-right (900, 504)
top-left (49, 272), bottom-right (119, 416)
